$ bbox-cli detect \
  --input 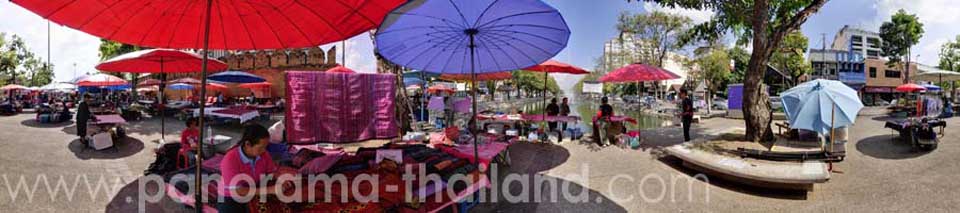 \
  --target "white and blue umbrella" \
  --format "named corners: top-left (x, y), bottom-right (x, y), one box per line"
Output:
top-left (167, 83), bottom-right (195, 90)
top-left (375, 0), bottom-right (570, 165)
top-left (921, 83), bottom-right (941, 92)
top-left (781, 79), bottom-right (864, 134)
top-left (208, 71), bottom-right (265, 83)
